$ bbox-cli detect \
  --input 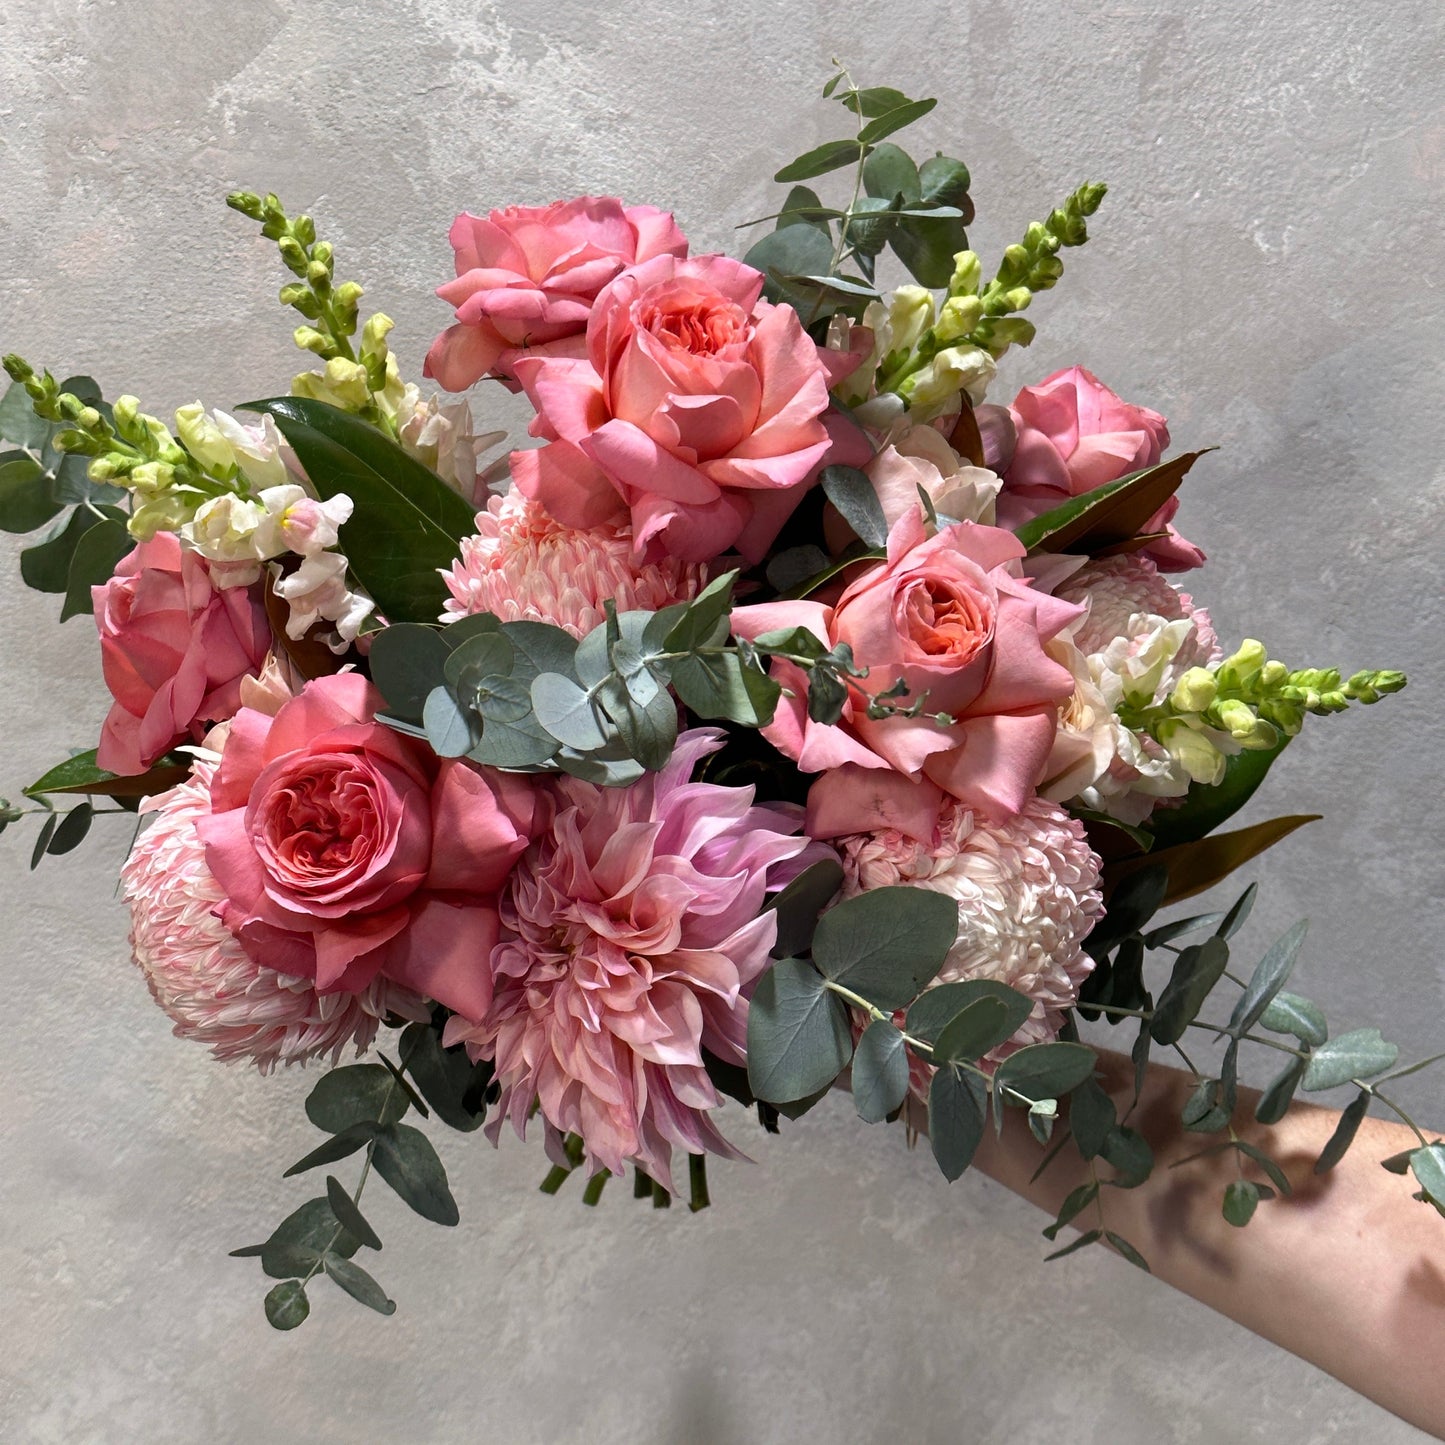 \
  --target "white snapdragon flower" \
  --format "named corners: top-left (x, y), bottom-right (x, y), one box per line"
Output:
top-left (272, 552), bottom-right (374, 648)
top-left (395, 387), bottom-right (507, 508)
